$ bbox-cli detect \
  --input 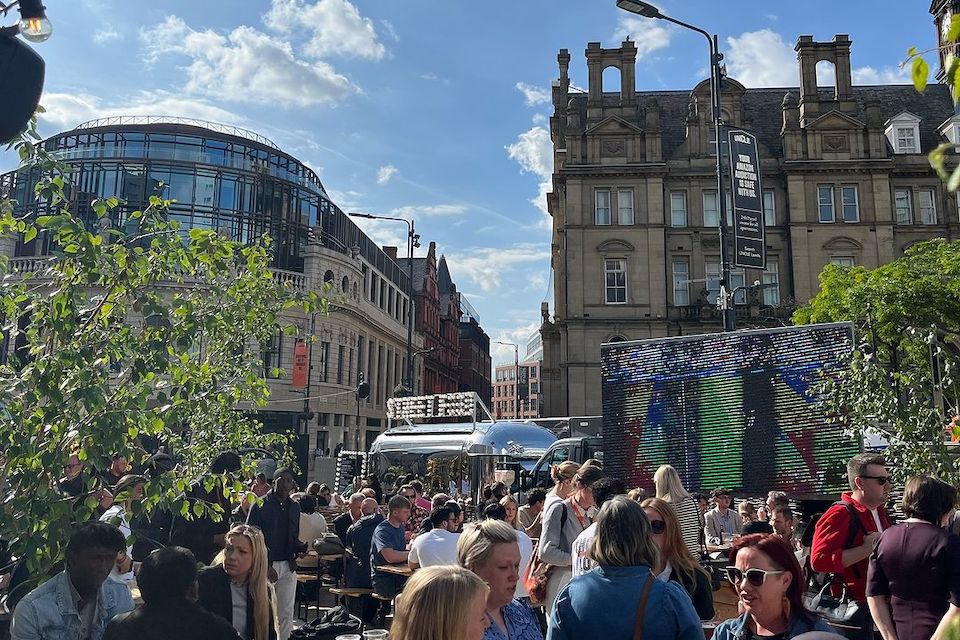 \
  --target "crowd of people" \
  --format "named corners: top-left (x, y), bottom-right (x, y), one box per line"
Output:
top-left (6, 449), bottom-right (960, 640)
